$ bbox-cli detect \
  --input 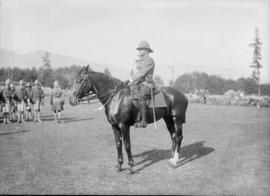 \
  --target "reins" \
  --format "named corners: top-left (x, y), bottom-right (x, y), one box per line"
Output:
top-left (77, 92), bottom-right (97, 102)
top-left (98, 81), bottom-right (121, 110)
